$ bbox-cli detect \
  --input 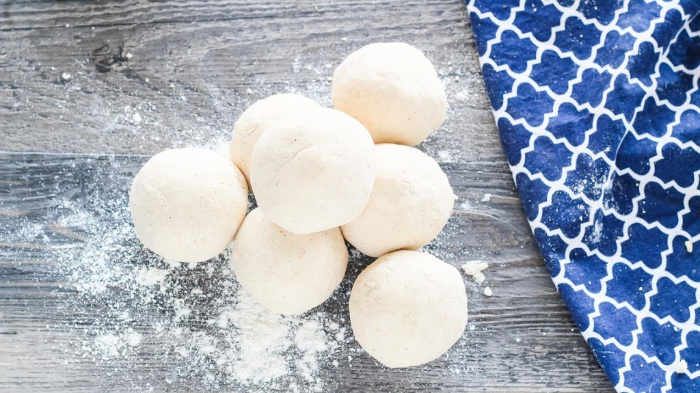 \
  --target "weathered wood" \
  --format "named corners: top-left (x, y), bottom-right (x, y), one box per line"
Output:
top-left (0, 153), bottom-right (613, 392)
top-left (0, 0), bottom-right (497, 162)
top-left (0, 0), bottom-right (614, 391)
